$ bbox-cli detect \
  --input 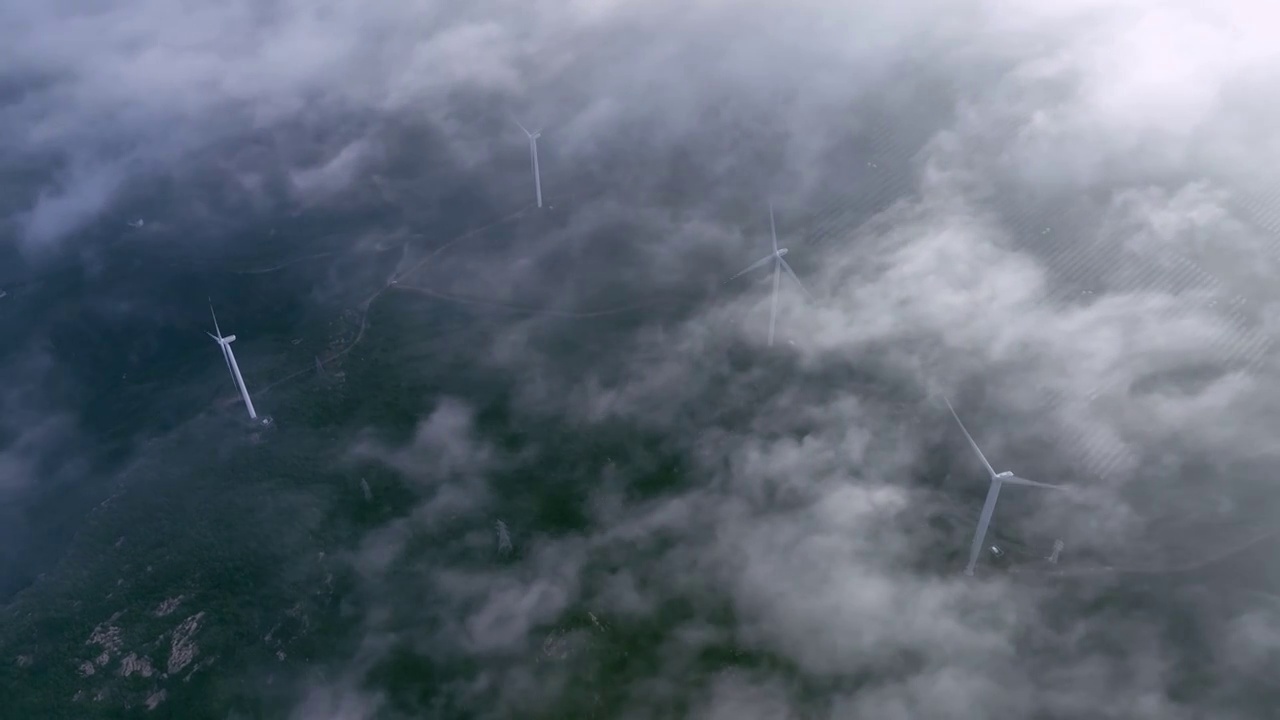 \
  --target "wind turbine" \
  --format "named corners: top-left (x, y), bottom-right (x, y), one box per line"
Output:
top-left (208, 302), bottom-right (258, 420)
top-left (1047, 539), bottom-right (1064, 564)
top-left (728, 202), bottom-right (814, 346)
top-left (512, 118), bottom-right (543, 208)
top-left (944, 396), bottom-right (1066, 576)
